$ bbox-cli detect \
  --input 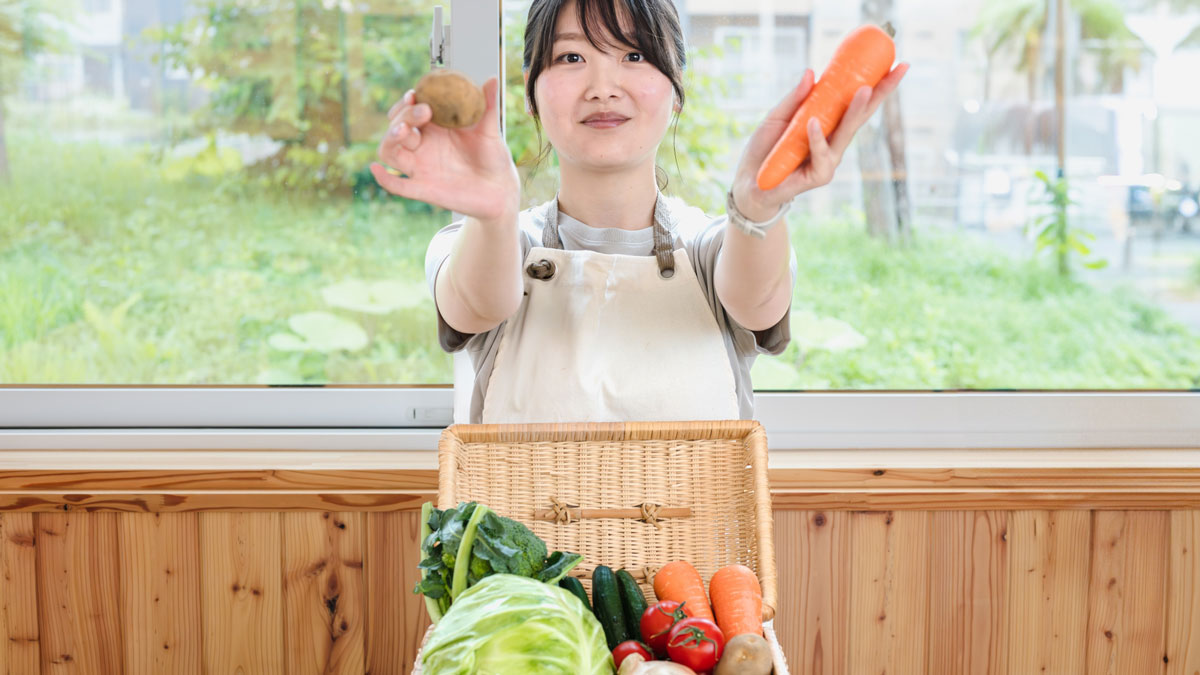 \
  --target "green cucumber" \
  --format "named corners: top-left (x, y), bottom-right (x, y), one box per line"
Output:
top-left (591, 565), bottom-right (631, 649)
top-left (615, 569), bottom-right (649, 635)
top-left (559, 576), bottom-right (591, 611)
